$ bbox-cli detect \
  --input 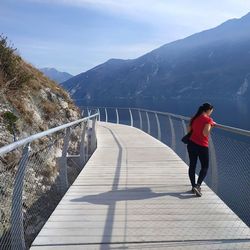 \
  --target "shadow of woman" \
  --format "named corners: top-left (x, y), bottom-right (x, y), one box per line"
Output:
top-left (70, 187), bottom-right (196, 249)
top-left (70, 187), bottom-right (195, 205)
